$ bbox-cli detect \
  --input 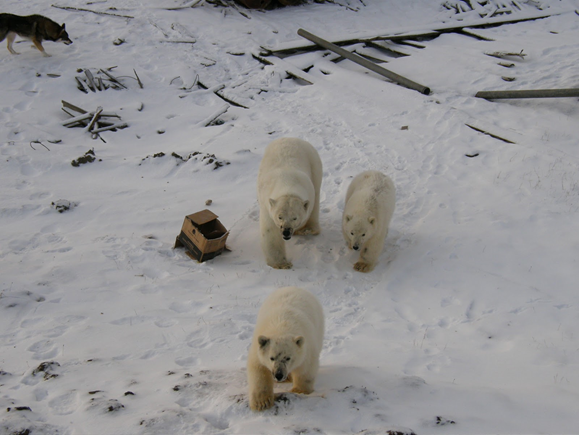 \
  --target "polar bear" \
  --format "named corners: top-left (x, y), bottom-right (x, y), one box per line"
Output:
top-left (342, 170), bottom-right (395, 273)
top-left (257, 137), bottom-right (322, 269)
top-left (247, 286), bottom-right (324, 411)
